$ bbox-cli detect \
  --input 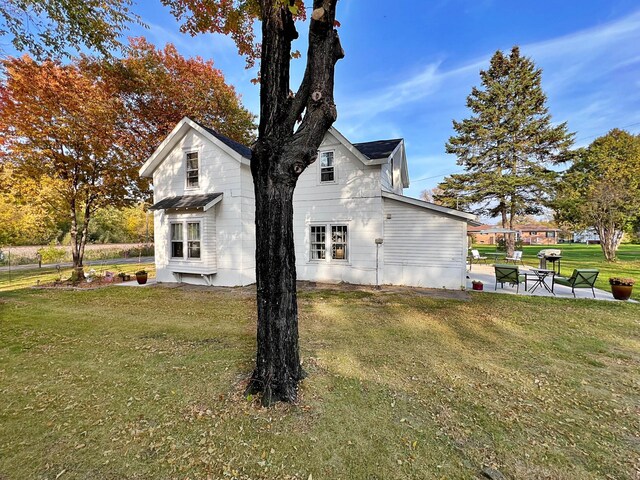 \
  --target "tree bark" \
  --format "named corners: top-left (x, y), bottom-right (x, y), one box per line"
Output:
top-left (246, 0), bottom-right (343, 405)
top-left (247, 149), bottom-right (303, 404)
